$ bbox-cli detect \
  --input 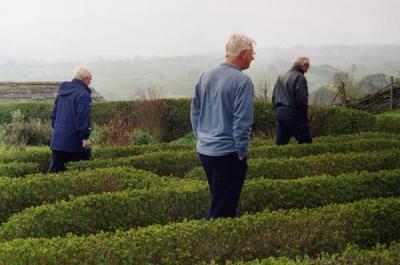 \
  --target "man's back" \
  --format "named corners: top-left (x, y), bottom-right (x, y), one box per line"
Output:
top-left (272, 64), bottom-right (308, 112)
top-left (191, 63), bottom-right (253, 157)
